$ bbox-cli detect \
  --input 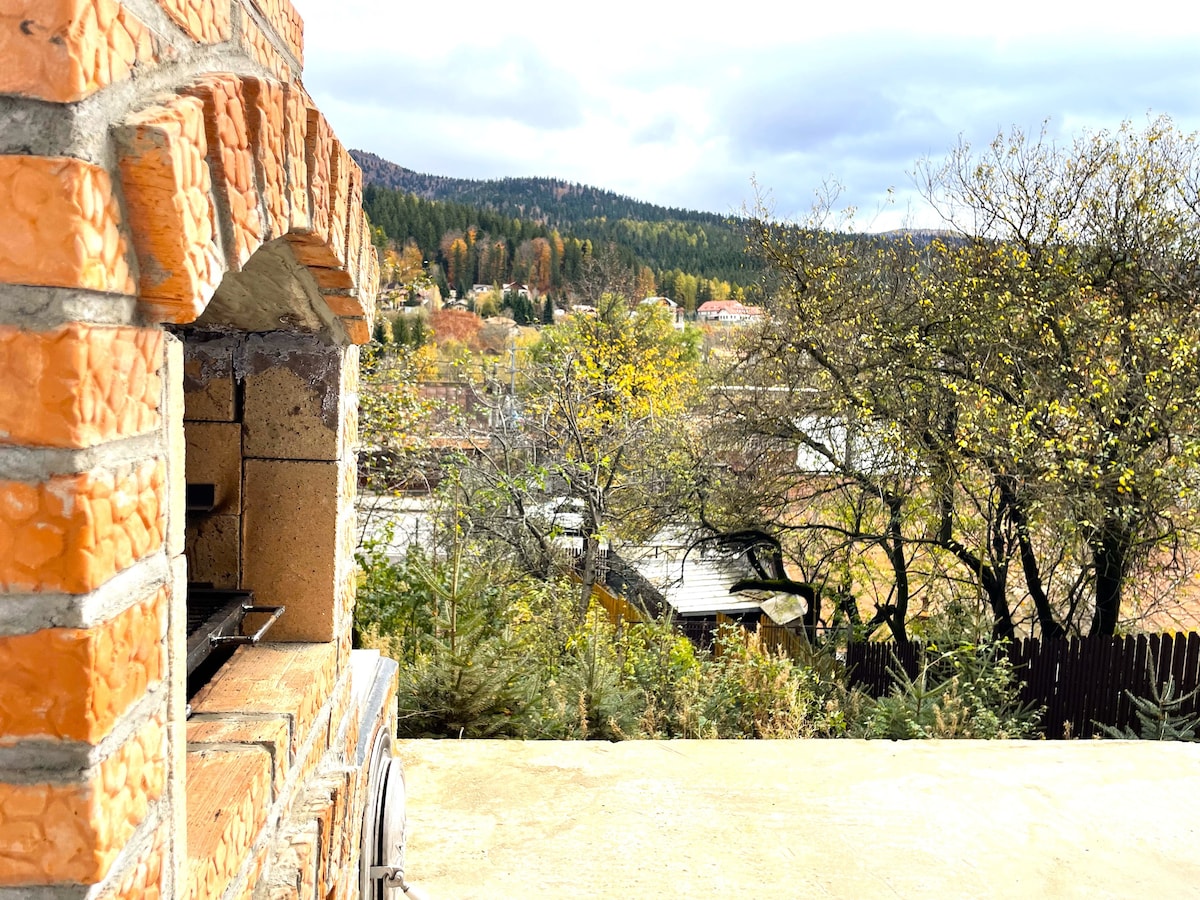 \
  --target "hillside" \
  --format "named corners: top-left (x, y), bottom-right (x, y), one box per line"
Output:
top-left (351, 150), bottom-right (732, 230)
top-left (353, 150), bottom-right (762, 302)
